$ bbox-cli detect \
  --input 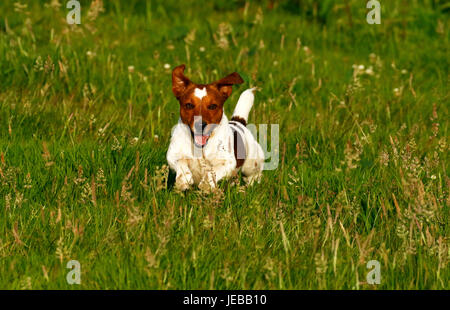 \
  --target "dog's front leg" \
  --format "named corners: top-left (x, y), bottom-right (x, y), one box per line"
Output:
top-left (173, 159), bottom-right (194, 191)
top-left (167, 156), bottom-right (194, 191)
top-left (167, 123), bottom-right (195, 191)
top-left (167, 148), bottom-right (194, 191)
